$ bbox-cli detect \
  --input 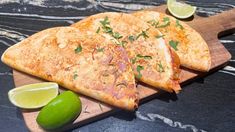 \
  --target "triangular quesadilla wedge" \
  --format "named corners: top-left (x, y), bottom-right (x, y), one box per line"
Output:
top-left (1, 27), bottom-right (138, 110)
top-left (133, 11), bottom-right (211, 72)
top-left (72, 12), bottom-right (181, 93)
